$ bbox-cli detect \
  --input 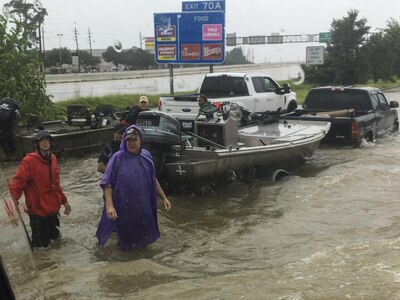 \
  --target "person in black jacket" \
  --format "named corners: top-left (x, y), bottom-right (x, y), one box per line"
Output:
top-left (121, 95), bottom-right (150, 126)
top-left (0, 97), bottom-right (20, 155)
top-left (97, 123), bottom-right (127, 173)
